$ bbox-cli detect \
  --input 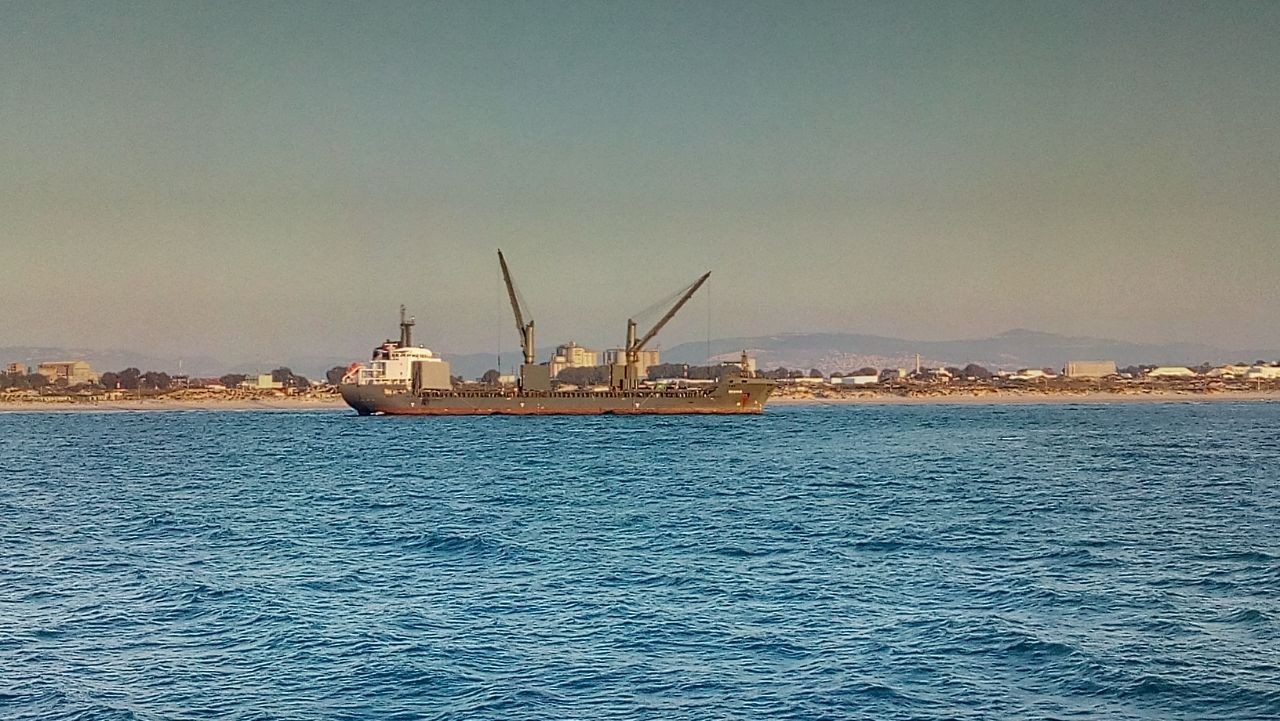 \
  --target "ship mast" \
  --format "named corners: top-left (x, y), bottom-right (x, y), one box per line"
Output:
top-left (618, 271), bottom-right (711, 389)
top-left (398, 304), bottom-right (415, 347)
